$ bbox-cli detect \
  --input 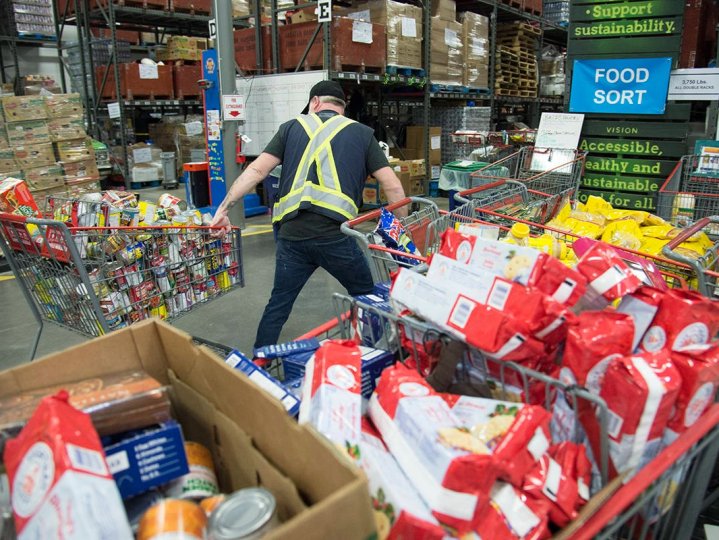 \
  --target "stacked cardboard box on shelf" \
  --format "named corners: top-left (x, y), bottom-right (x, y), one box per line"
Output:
top-left (354, 0), bottom-right (423, 70)
top-left (461, 12), bottom-right (490, 88)
top-left (495, 21), bottom-right (540, 97)
top-left (157, 35), bottom-right (208, 62)
top-left (0, 0), bottom-right (55, 38)
top-left (430, 16), bottom-right (463, 86)
top-left (149, 117), bottom-right (205, 177)
top-left (540, 46), bottom-right (565, 96)
top-left (0, 93), bottom-right (100, 207)
top-left (363, 157), bottom-right (426, 205)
